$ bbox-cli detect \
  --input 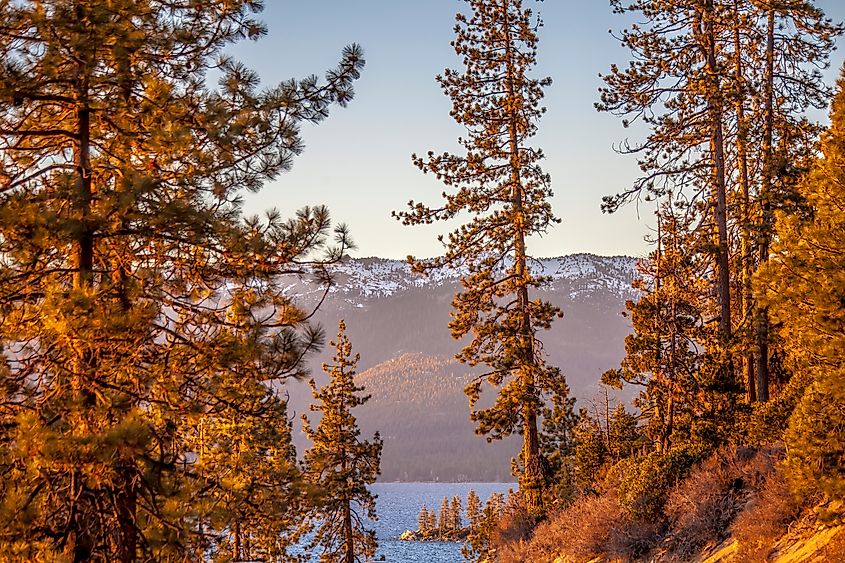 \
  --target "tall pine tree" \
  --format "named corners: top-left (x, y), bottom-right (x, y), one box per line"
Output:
top-left (395, 0), bottom-right (564, 515)
top-left (740, 0), bottom-right (840, 402)
top-left (0, 2), bottom-right (363, 560)
top-left (302, 320), bottom-right (382, 563)
top-left (600, 0), bottom-right (840, 409)
top-left (599, 0), bottom-right (735, 373)
top-left (466, 489), bottom-right (482, 529)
